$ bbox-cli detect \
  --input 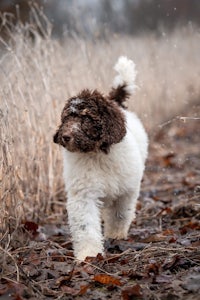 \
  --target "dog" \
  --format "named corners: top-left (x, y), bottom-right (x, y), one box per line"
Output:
top-left (53, 57), bottom-right (148, 260)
